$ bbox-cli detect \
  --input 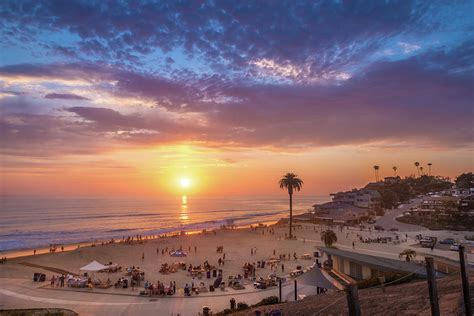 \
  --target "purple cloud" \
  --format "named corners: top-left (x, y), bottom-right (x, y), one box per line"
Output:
top-left (2, 1), bottom-right (462, 78)
top-left (45, 93), bottom-right (90, 100)
top-left (0, 31), bottom-right (472, 158)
